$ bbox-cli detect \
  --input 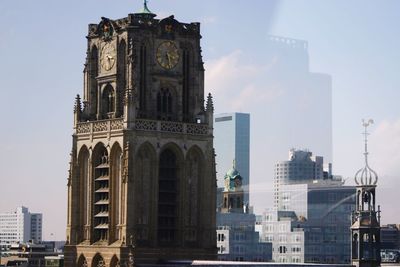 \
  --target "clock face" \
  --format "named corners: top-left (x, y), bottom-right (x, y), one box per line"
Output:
top-left (234, 178), bottom-right (242, 187)
top-left (156, 41), bottom-right (180, 70)
top-left (100, 43), bottom-right (116, 71)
